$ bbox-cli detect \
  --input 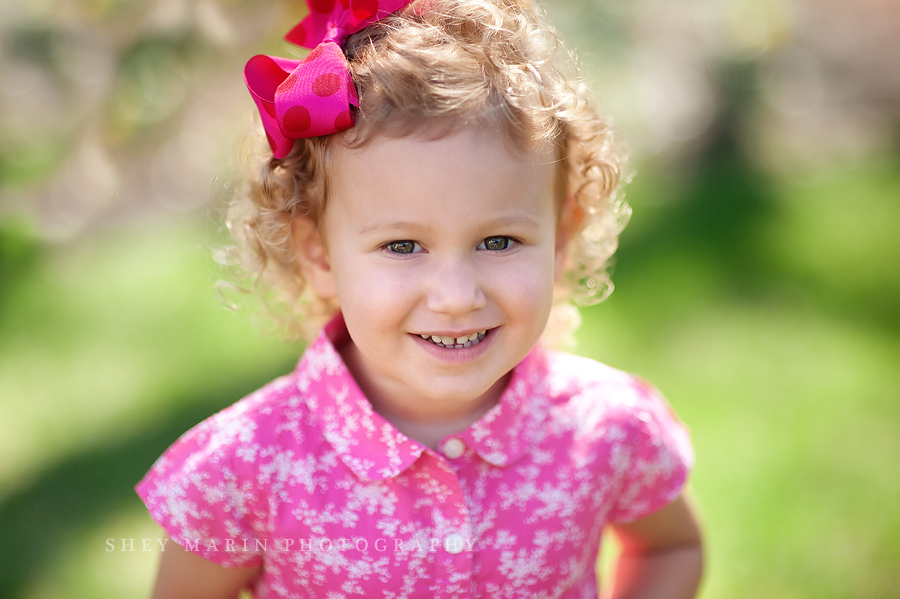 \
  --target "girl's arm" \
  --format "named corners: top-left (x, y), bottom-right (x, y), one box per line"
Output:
top-left (604, 492), bottom-right (704, 599)
top-left (151, 536), bottom-right (262, 599)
